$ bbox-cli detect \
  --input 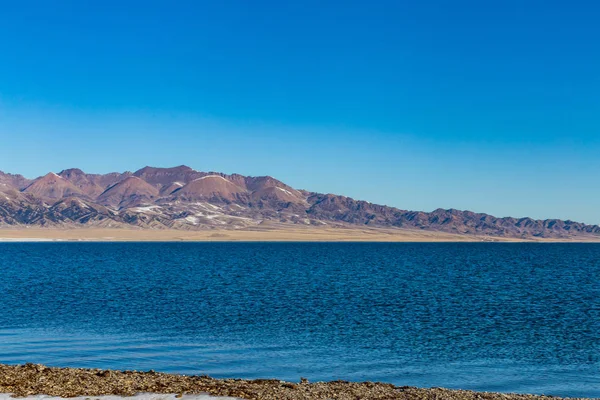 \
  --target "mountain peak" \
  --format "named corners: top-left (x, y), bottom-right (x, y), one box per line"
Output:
top-left (174, 174), bottom-right (247, 201)
top-left (23, 172), bottom-right (83, 199)
top-left (133, 165), bottom-right (201, 187)
top-left (134, 165), bottom-right (194, 174)
top-left (0, 171), bottom-right (32, 190)
top-left (59, 168), bottom-right (86, 177)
